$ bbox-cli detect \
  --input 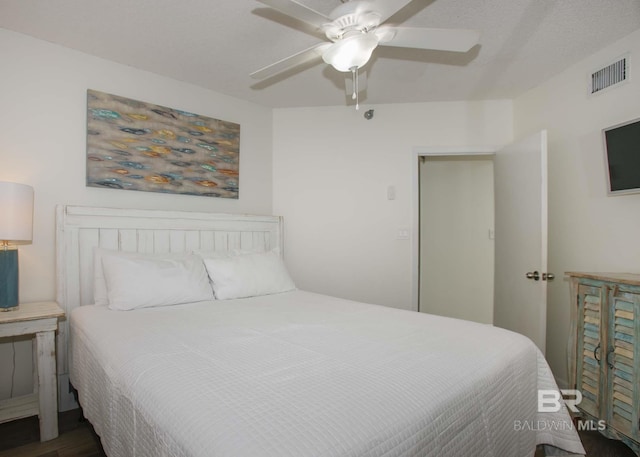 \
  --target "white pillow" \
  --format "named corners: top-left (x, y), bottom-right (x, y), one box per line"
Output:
top-left (202, 250), bottom-right (296, 300)
top-left (101, 253), bottom-right (214, 310)
top-left (93, 248), bottom-right (187, 305)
